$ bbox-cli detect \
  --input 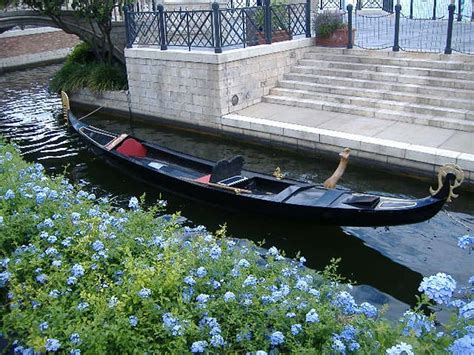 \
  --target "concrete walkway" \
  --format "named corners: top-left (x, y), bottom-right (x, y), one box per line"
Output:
top-left (222, 102), bottom-right (474, 184)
